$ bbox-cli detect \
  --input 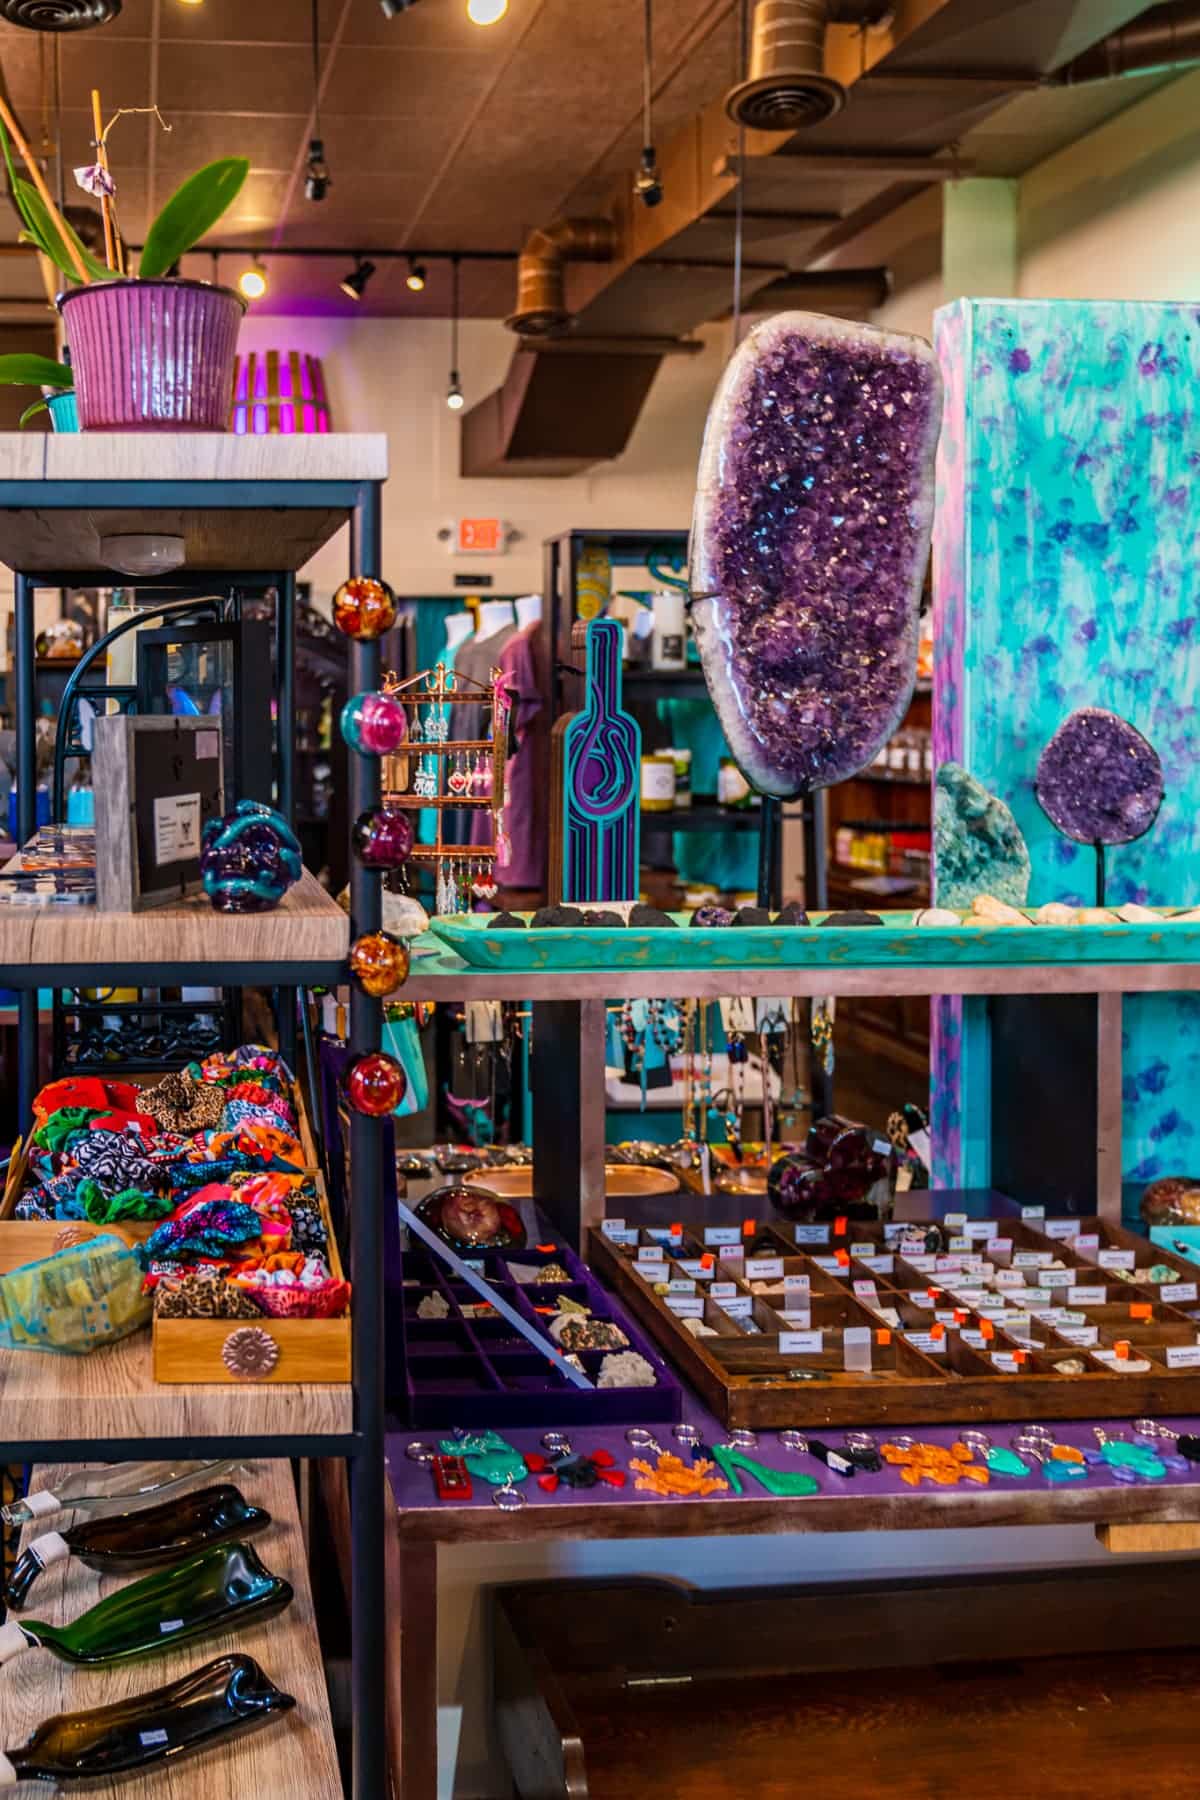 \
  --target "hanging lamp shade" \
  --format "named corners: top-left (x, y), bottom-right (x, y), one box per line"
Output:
top-left (232, 349), bottom-right (332, 434)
